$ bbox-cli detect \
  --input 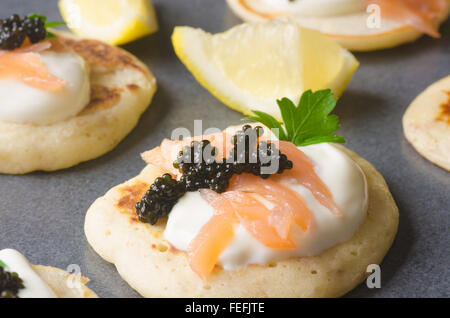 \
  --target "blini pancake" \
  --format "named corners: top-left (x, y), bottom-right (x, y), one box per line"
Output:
top-left (84, 126), bottom-right (399, 298)
top-left (0, 32), bottom-right (156, 174)
top-left (226, 0), bottom-right (450, 51)
top-left (32, 265), bottom-right (97, 298)
top-left (403, 75), bottom-right (450, 171)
